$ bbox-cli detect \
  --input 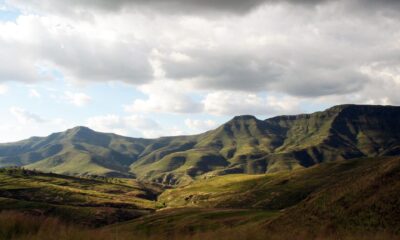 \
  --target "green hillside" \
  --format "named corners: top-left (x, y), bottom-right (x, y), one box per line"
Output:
top-left (160, 156), bottom-right (400, 210)
top-left (0, 104), bottom-right (399, 185)
top-left (0, 127), bottom-right (151, 177)
top-left (0, 168), bottom-right (162, 226)
top-left (158, 156), bottom-right (400, 234)
top-left (106, 208), bottom-right (279, 239)
top-left (266, 156), bottom-right (400, 234)
top-left (1, 157), bottom-right (400, 239)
